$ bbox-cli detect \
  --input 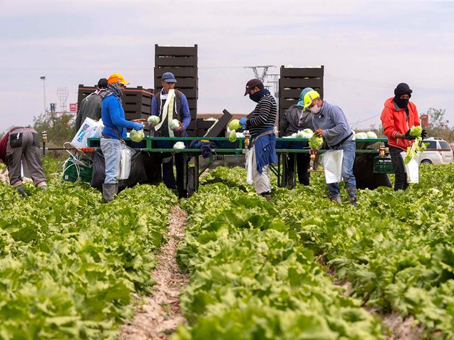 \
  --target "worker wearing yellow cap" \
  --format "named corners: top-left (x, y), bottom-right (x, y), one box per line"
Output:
top-left (100, 73), bottom-right (143, 202)
top-left (304, 90), bottom-right (357, 205)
